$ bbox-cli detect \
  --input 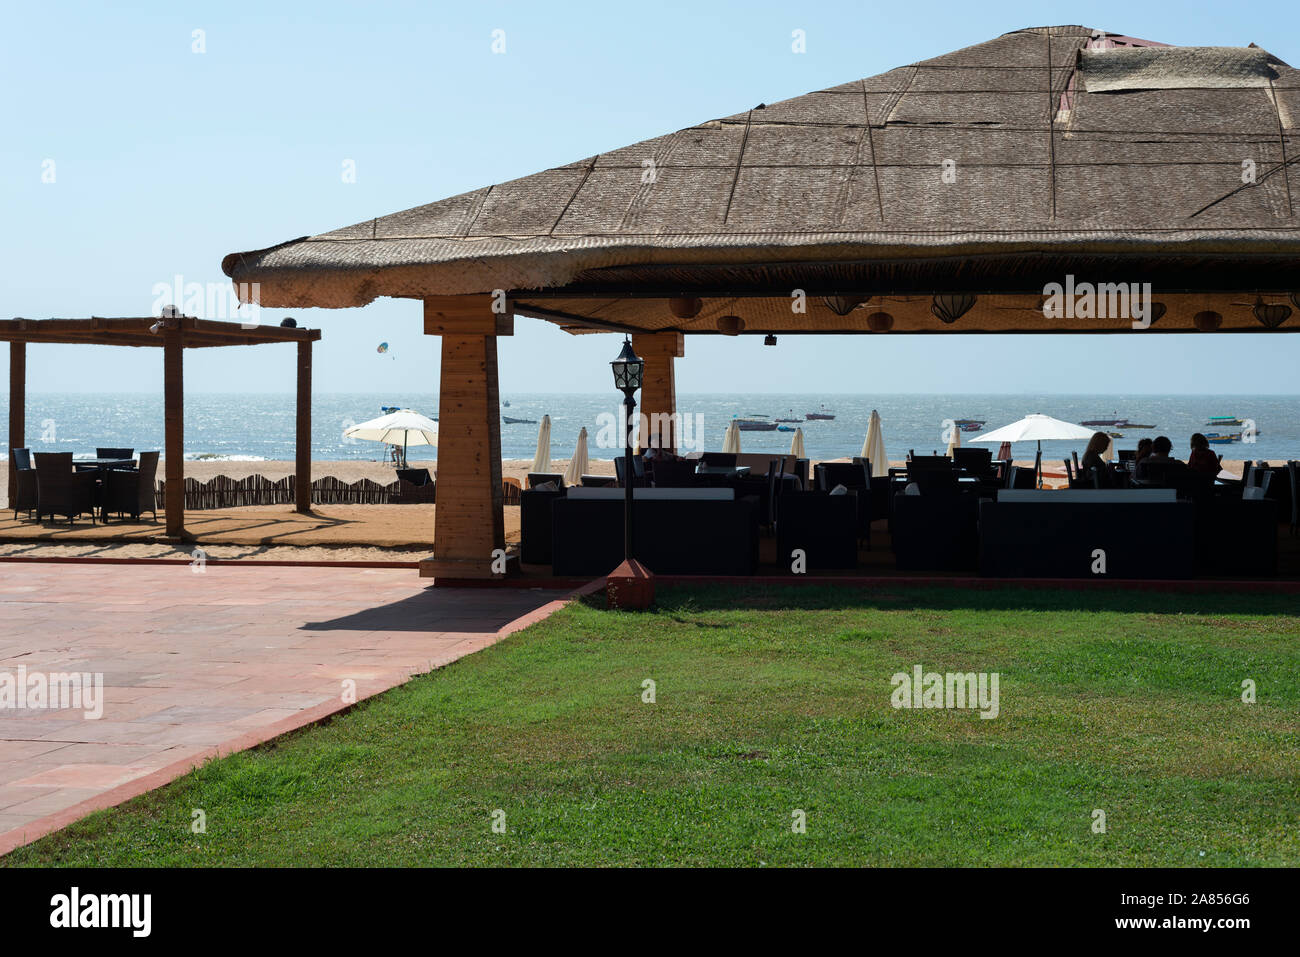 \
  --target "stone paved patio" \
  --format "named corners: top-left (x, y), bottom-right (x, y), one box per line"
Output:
top-left (0, 562), bottom-right (569, 854)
